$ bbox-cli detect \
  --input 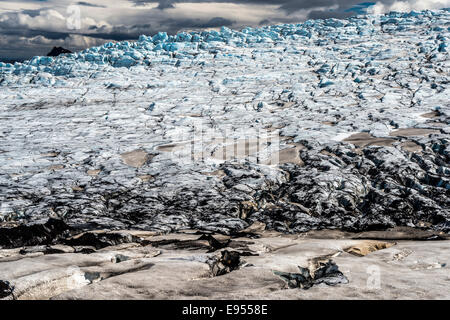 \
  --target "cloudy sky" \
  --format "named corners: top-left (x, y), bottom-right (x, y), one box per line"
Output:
top-left (0, 0), bottom-right (449, 62)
